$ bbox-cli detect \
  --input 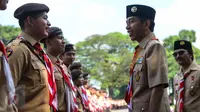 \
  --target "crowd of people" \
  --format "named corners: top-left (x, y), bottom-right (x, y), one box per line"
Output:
top-left (1, 0), bottom-right (200, 112)
top-left (0, 1), bottom-right (129, 112)
top-left (69, 62), bottom-right (127, 112)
